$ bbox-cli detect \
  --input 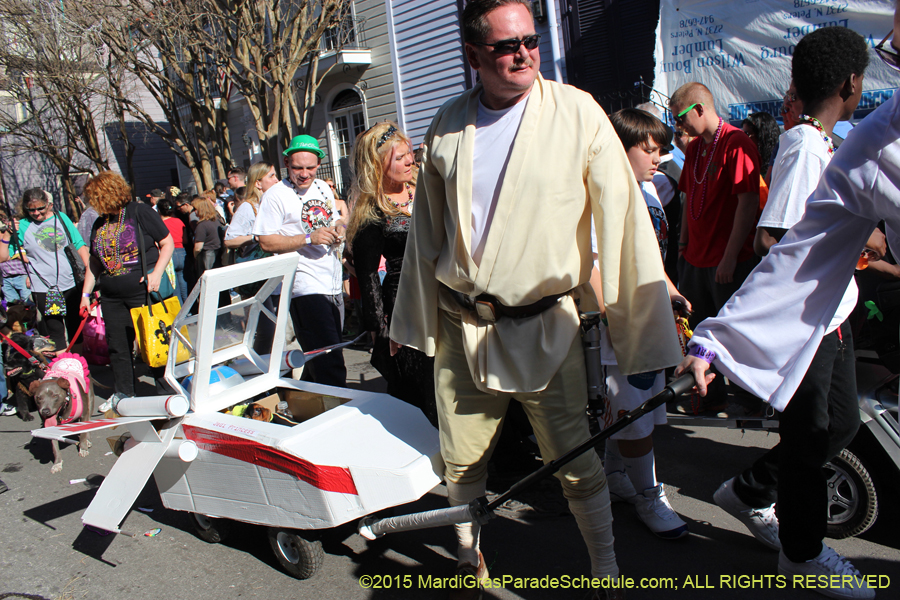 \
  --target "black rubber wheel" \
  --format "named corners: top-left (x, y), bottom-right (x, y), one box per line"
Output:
top-left (824, 449), bottom-right (878, 539)
top-left (190, 513), bottom-right (232, 544)
top-left (267, 527), bottom-right (324, 580)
